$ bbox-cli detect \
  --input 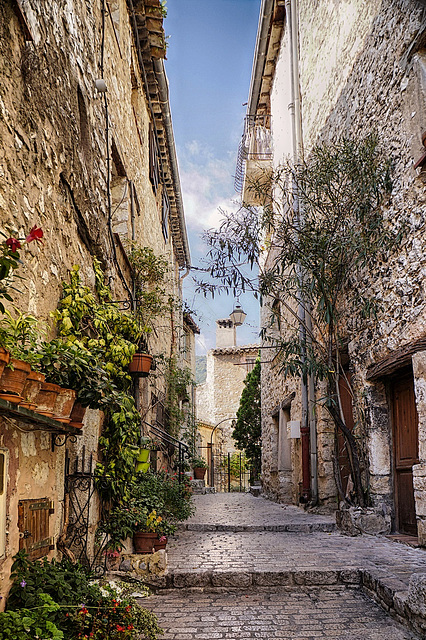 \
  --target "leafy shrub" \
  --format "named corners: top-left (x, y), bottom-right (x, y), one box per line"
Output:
top-left (3, 552), bottom-right (163, 640)
top-left (0, 593), bottom-right (63, 639)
